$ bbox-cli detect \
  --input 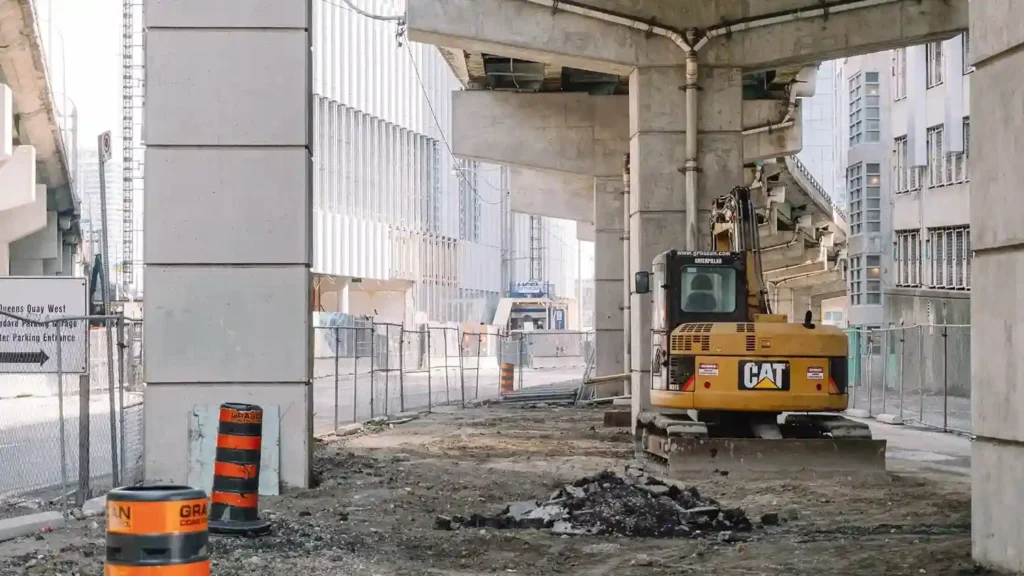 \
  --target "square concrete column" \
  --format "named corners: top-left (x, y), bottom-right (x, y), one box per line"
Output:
top-left (628, 66), bottom-right (744, 424)
top-left (143, 1), bottom-right (313, 488)
top-left (593, 176), bottom-right (625, 380)
top-left (970, 4), bottom-right (1024, 571)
